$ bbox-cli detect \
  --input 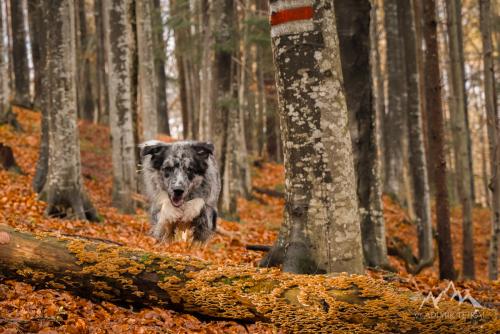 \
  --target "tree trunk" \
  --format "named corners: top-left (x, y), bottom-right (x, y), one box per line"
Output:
top-left (170, 0), bottom-right (191, 140)
top-left (423, 0), bottom-right (455, 280)
top-left (212, 0), bottom-right (235, 214)
top-left (152, 0), bottom-right (170, 135)
top-left (136, 0), bottom-right (158, 141)
top-left (444, 0), bottom-right (475, 279)
top-left (400, 0), bottom-right (434, 268)
top-left (39, 0), bottom-right (98, 222)
top-left (30, 0), bottom-right (49, 194)
top-left (9, 0), bottom-right (30, 107)
top-left (1, 225), bottom-right (498, 332)
top-left (27, 1), bottom-right (42, 111)
top-left (0, 0), bottom-right (15, 127)
top-left (75, 0), bottom-right (95, 122)
top-left (262, 0), bottom-right (364, 274)
top-left (95, 0), bottom-right (109, 125)
top-left (382, 0), bottom-right (405, 201)
top-left (479, 0), bottom-right (500, 281)
top-left (197, 0), bottom-right (213, 141)
top-left (236, 1), bottom-right (252, 198)
top-left (104, 0), bottom-right (138, 214)
top-left (334, 0), bottom-right (389, 269)
top-left (412, 0), bottom-right (432, 189)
